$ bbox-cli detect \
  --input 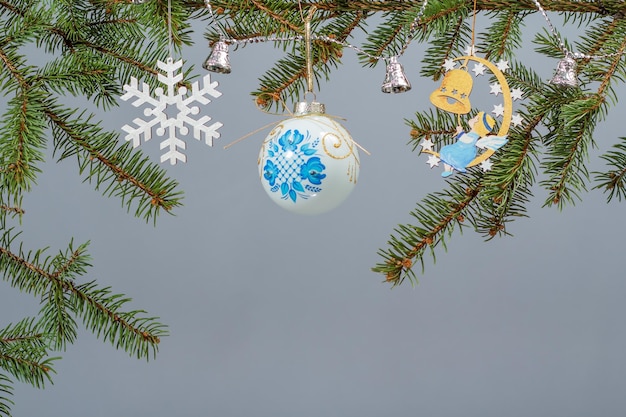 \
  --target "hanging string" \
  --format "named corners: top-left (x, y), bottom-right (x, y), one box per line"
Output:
top-left (470, 0), bottom-right (477, 51)
top-left (167, 0), bottom-right (173, 59)
top-left (304, 7), bottom-right (316, 94)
